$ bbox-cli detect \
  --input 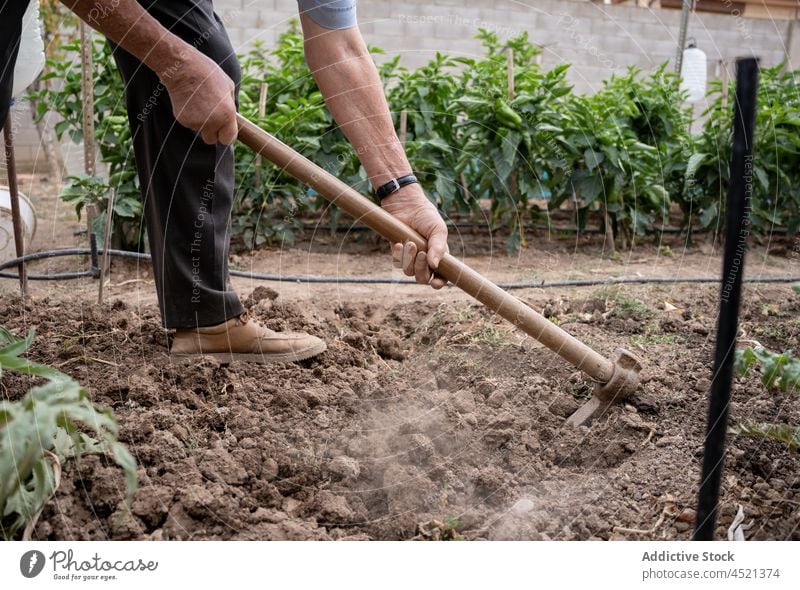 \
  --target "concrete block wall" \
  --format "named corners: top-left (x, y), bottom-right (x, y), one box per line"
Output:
top-left (9, 0), bottom-right (795, 171)
top-left (345, 0), bottom-right (785, 93)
